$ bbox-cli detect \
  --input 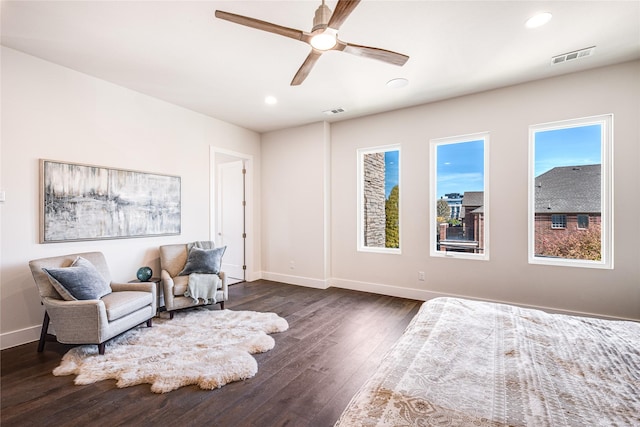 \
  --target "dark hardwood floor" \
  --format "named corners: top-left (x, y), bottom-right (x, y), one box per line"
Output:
top-left (1, 280), bottom-right (421, 427)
